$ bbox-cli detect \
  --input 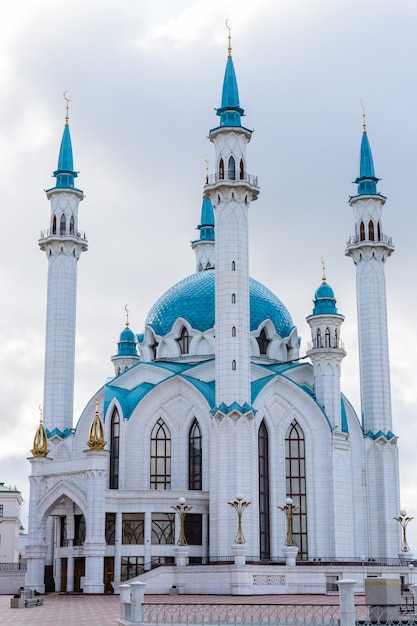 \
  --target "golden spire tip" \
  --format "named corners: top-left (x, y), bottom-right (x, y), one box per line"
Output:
top-left (124, 304), bottom-right (129, 328)
top-left (321, 257), bottom-right (326, 283)
top-left (225, 19), bottom-right (232, 58)
top-left (360, 99), bottom-right (367, 134)
top-left (63, 91), bottom-right (71, 126)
